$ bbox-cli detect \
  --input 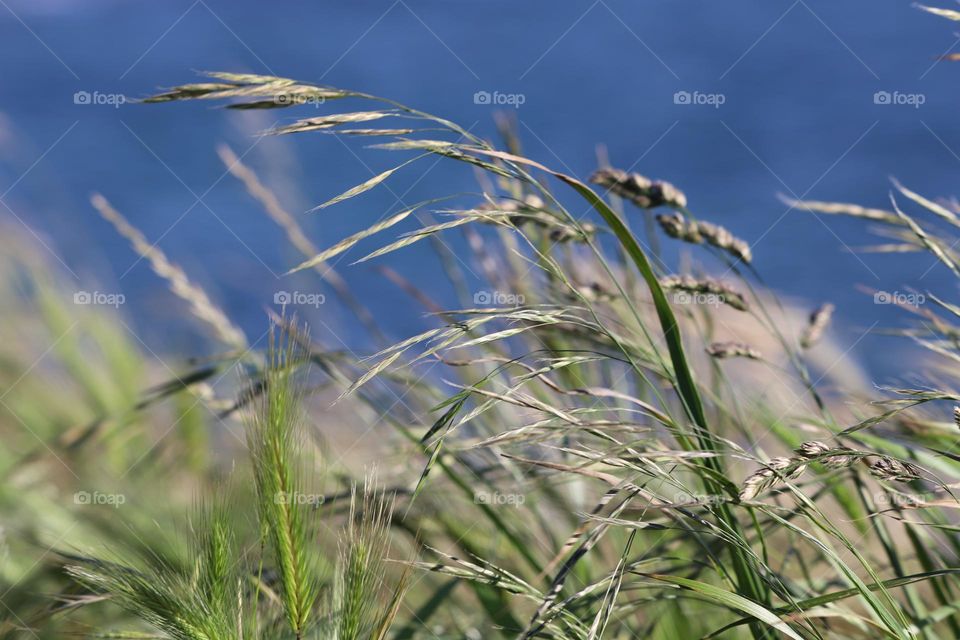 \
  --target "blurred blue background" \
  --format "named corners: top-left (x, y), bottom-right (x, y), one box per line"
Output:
top-left (1, 0), bottom-right (957, 378)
